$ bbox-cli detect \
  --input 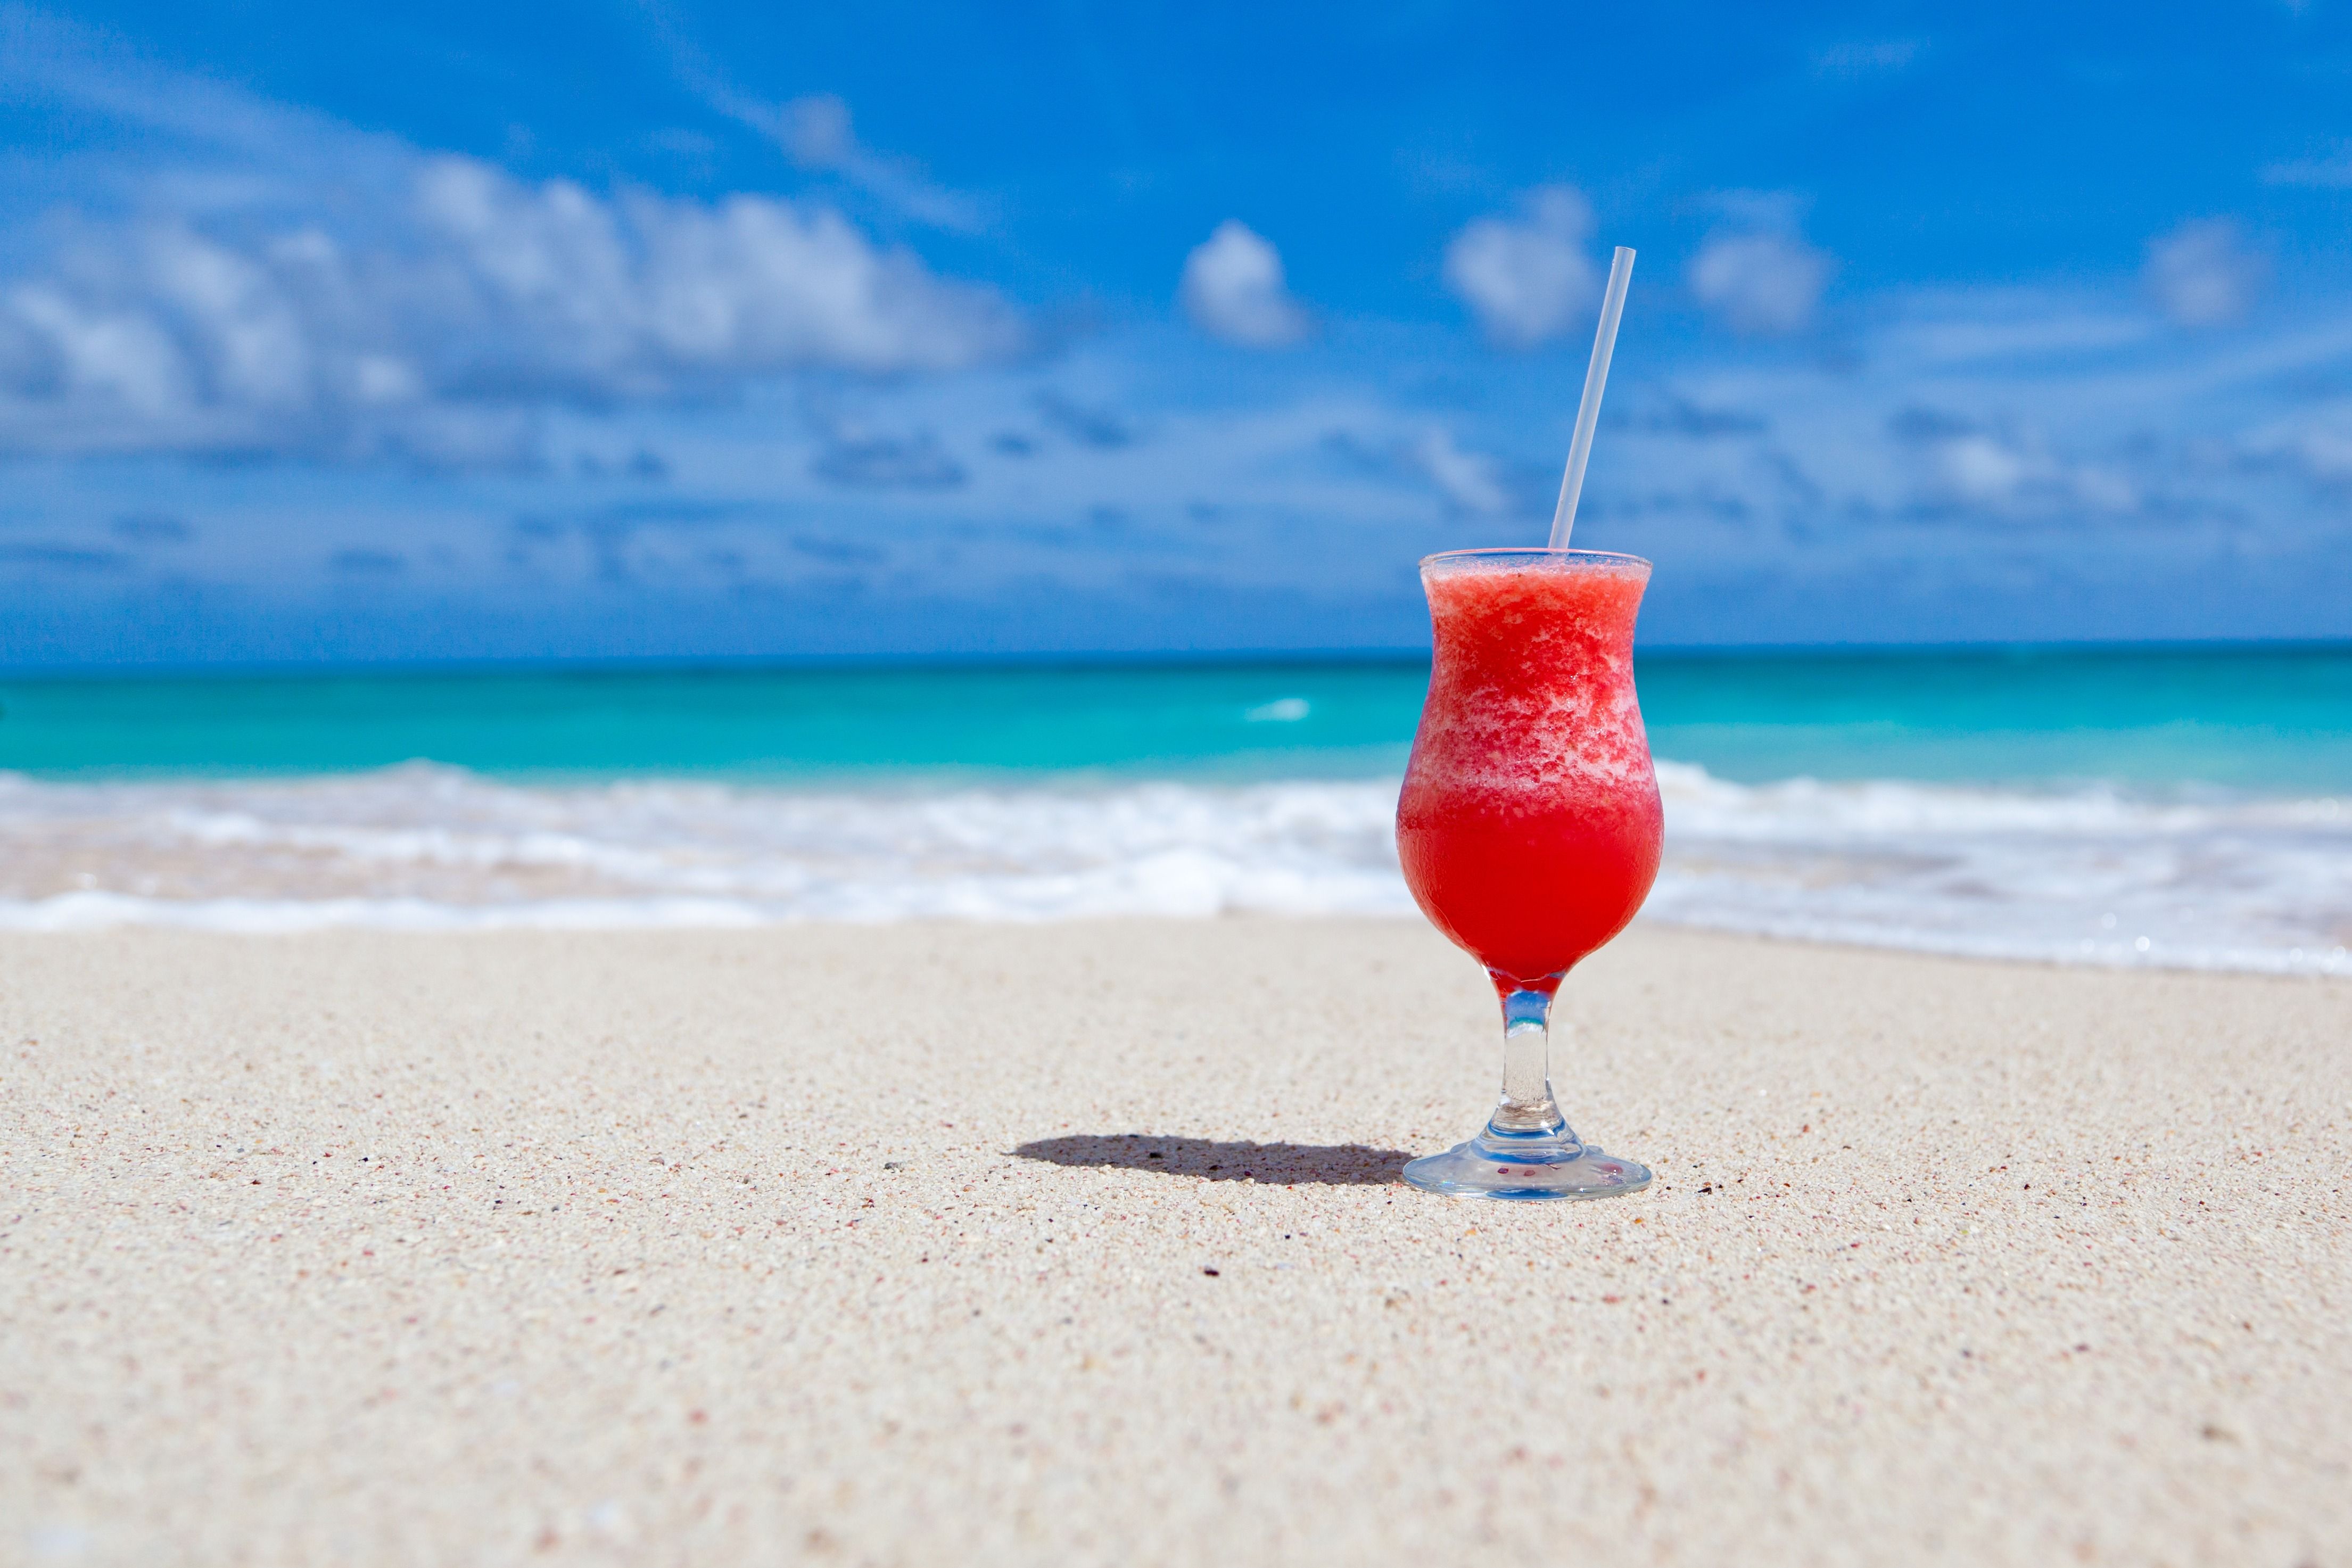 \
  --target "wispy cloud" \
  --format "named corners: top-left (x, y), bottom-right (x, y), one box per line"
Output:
top-left (0, 5), bottom-right (411, 185)
top-left (724, 92), bottom-right (986, 234)
top-left (2261, 143), bottom-right (2352, 187)
top-left (2243, 400), bottom-right (2352, 486)
top-left (1442, 185), bottom-right (1599, 349)
top-left (2142, 219), bottom-right (2267, 327)
top-left (629, 5), bottom-right (984, 233)
top-left (1179, 221), bottom-right (1310, 348)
